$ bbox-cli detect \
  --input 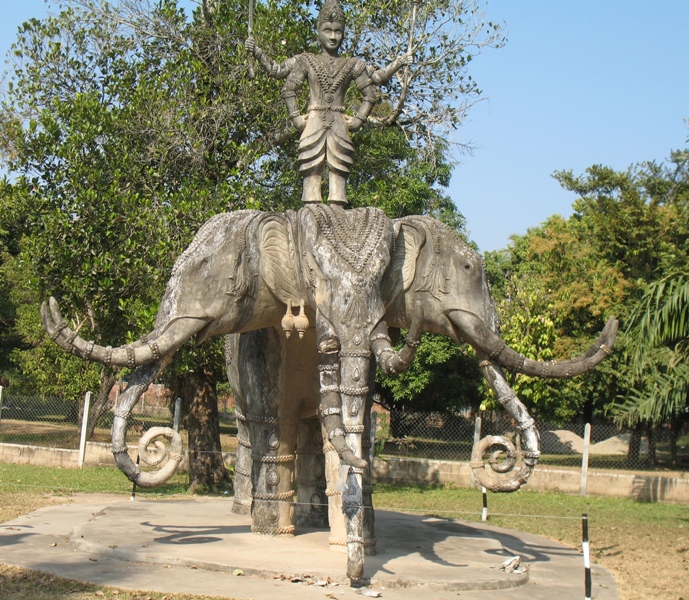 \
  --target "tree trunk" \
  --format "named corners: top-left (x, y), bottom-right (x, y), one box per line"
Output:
top-left (646, 422), bottom-right (657, 468)
top-left (173, 365), bottom-right (231, 493)
top-left (85, 371), bottom-right (117, 440)
top-left (627, 423), bottom-right (642, 467)
top-left (670, 417), bottom-right (679, 468)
